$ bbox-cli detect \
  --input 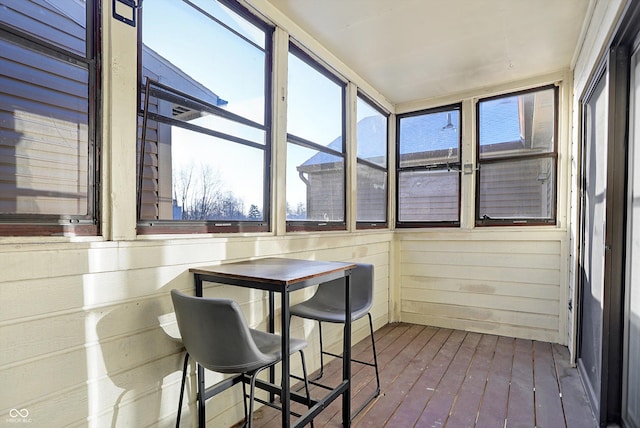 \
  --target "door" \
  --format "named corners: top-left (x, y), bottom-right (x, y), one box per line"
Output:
top-left (624, 41), bottom-right (640, 428)
top-left (578, 69), bottom-right (609, 420)
top-left (578, 45), bottom-right (628, 426)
